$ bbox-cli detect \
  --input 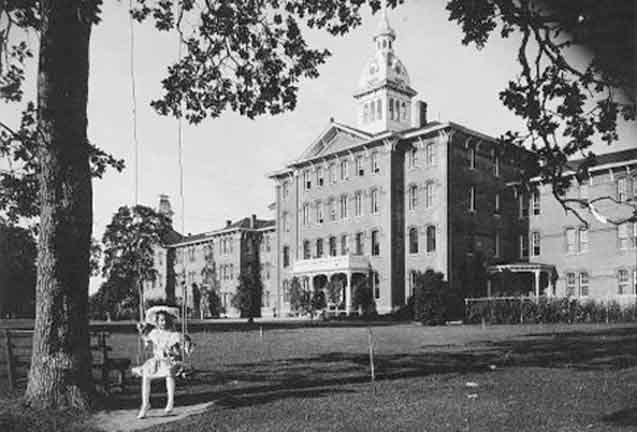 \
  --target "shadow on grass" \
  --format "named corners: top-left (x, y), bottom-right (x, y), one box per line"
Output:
top-left (104, 325), bottom-right (637, 427)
